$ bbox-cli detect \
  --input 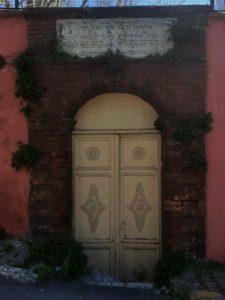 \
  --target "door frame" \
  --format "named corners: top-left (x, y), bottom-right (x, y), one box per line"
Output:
top-left (72, 129), bottom-right (162, 280)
